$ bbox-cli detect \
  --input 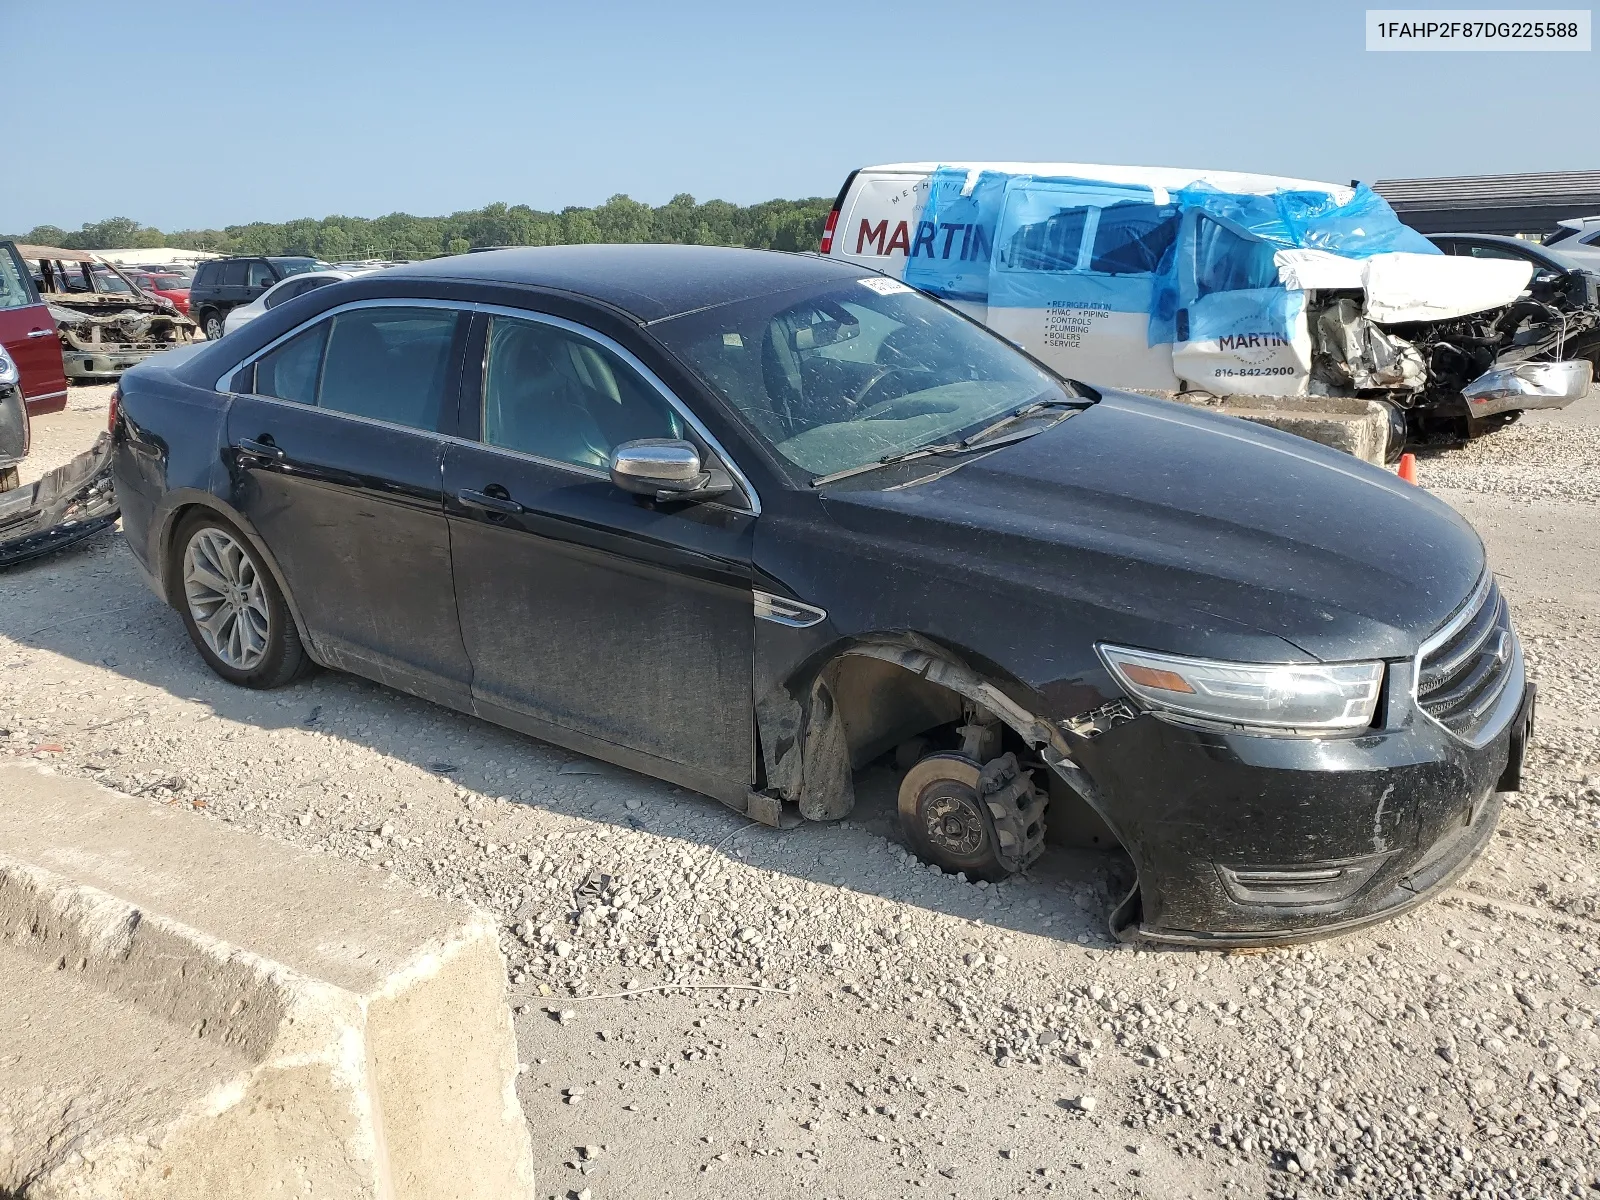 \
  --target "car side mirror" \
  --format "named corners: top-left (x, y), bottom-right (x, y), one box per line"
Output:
top-left (608, 439), bottom-right (730, 502)
top-left (1531, 268), bottom-right (1566, 286)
